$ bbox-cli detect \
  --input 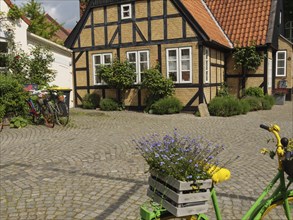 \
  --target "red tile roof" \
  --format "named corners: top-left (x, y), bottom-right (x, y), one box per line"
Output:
top-left (45, 14), bottom-right (70, 43)
top-left (204, 0), bottom-right (272, 47)
top-left (181, 0), bottom-right (232, 48)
